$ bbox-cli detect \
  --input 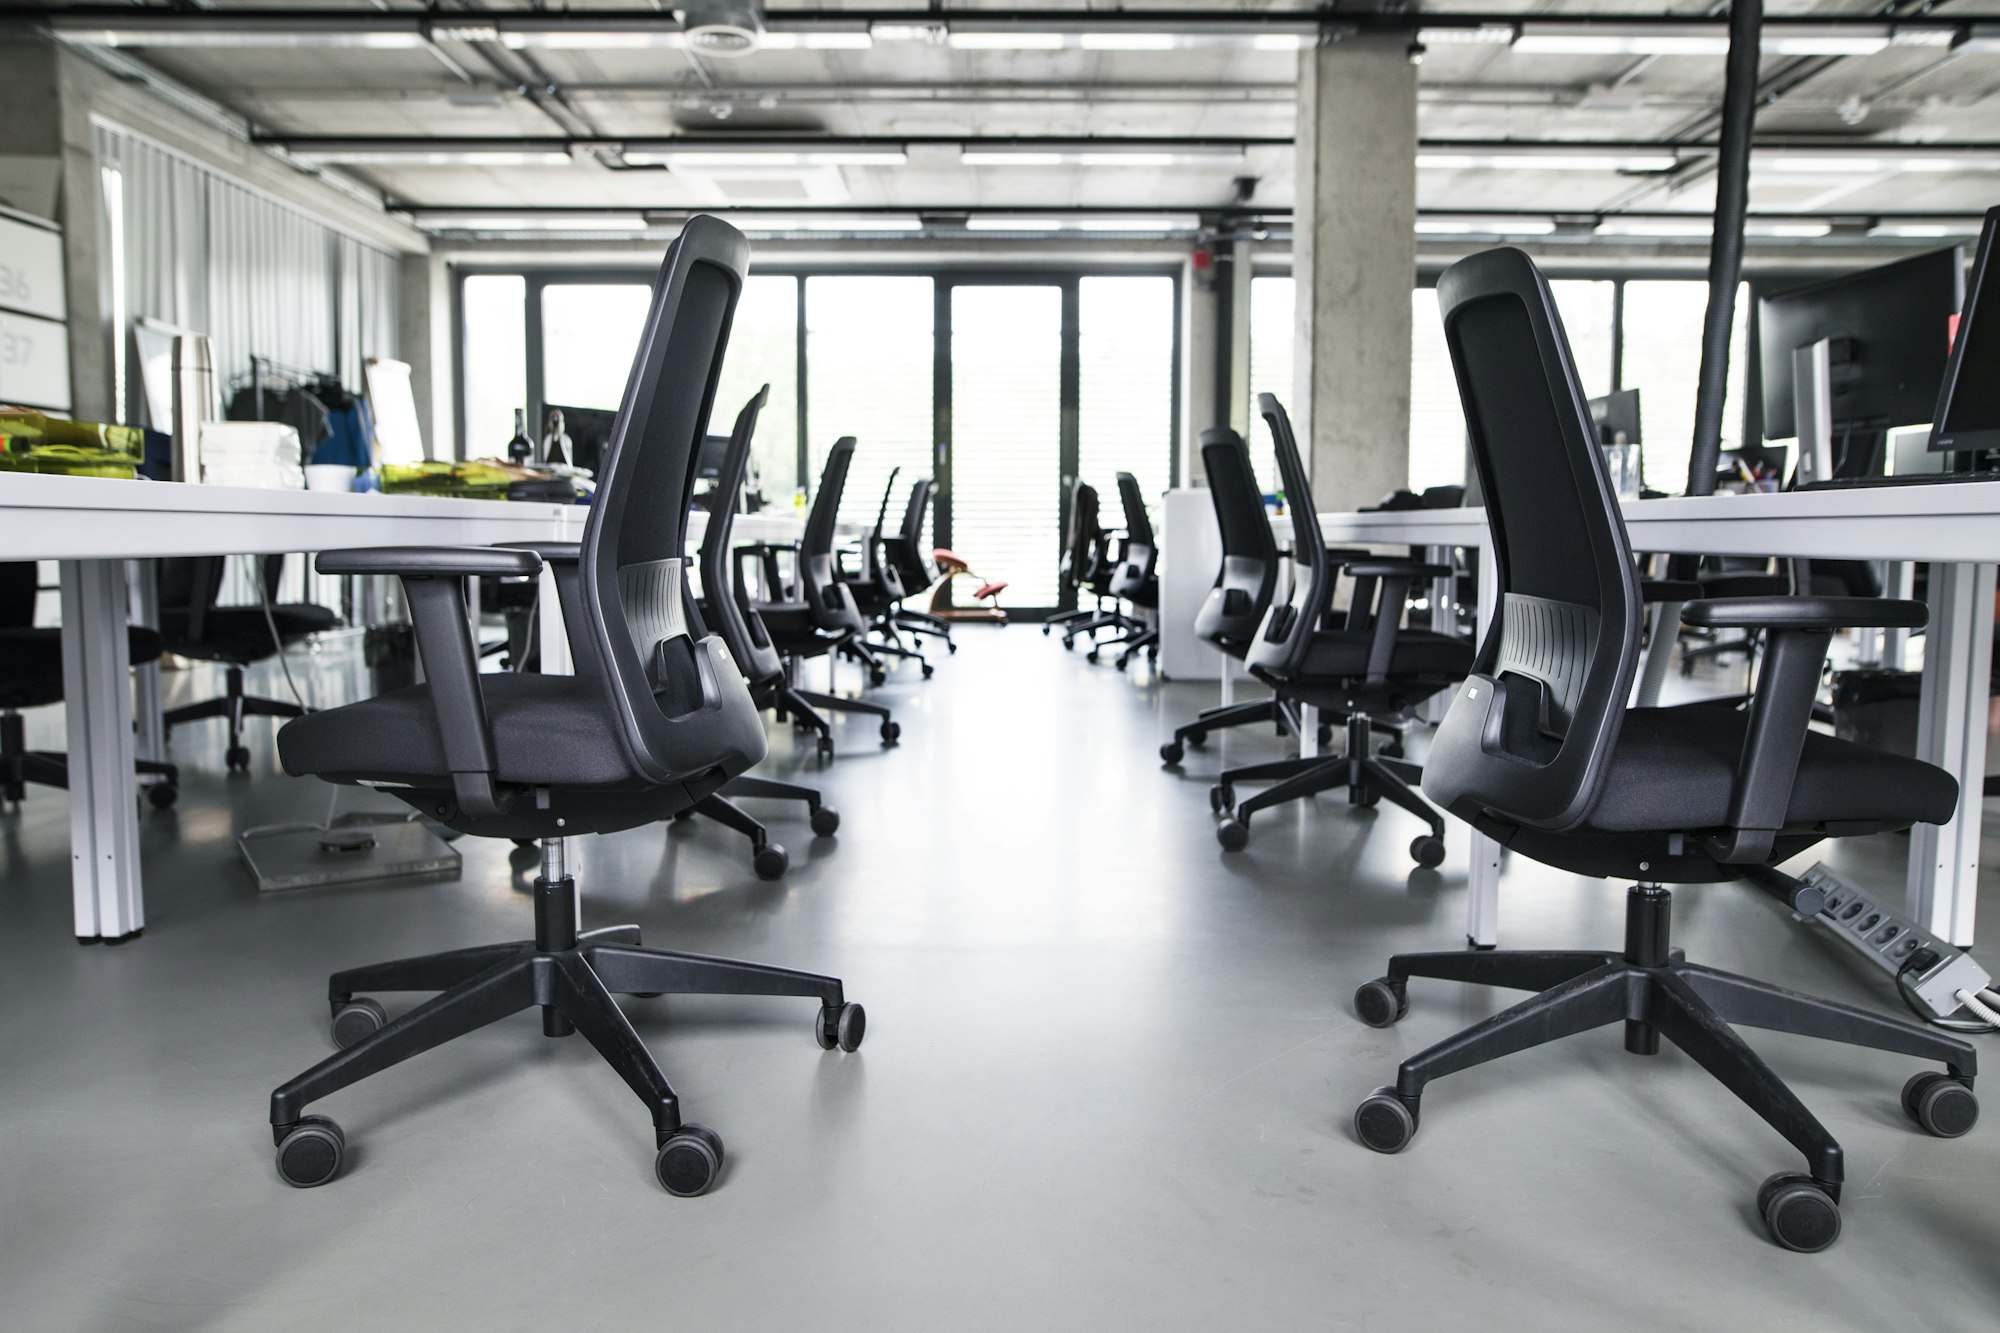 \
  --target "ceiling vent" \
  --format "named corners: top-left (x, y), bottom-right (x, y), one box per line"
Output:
top-left (682, 0), bottom-right (763, 57)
